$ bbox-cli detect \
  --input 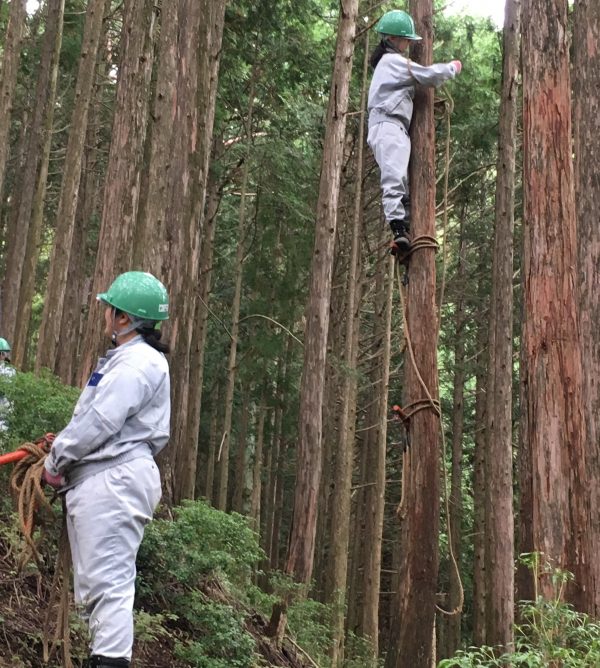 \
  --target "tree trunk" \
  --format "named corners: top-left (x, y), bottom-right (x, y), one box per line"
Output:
top-left (216, 71), bottom-right (257, 511)
top-left (574, 0), bottom-right (600, 615)
top-left (389, 0), bottom-right (440, 663)
top-left (283, 0), bottom-right (359, 589)
top-left (520, 0), bottom-right (595, 611)
top-left (251, 393), bottom-right (267, 526)
top-left (472, 321), bottom-right (488, 646)
top-left (0, 0), bottom-right (26, 206)
top-left (13, 0), bottom-right (65, 369)
top-left (232, 386), bottom-right (251, 514)
top-left (79, 0), bottom-right (156, 380)
top-left (204, 388), bottom-right (220, 503)
top-left (444, 217), bottom-right (467, 658)
top-left (360, 249), bottom-right (394, 659)
top-left (328, 34), bottom-right (368, 662)
top-left (181, 154), bottom-right (223, 500)
top-left (36, 0), bottom-right (106, 373)
top-left (1, 0), bottom-right (64, 346)
top-left (484, 0), bottom-right (520, 646)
